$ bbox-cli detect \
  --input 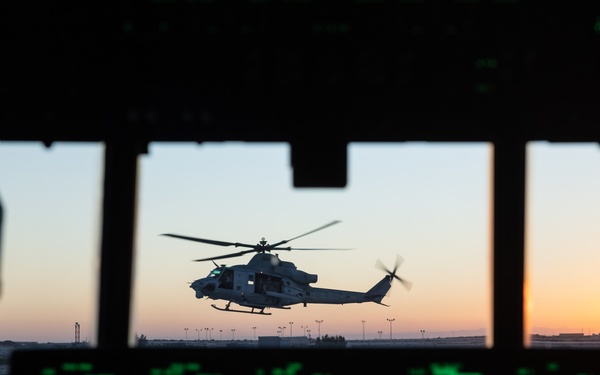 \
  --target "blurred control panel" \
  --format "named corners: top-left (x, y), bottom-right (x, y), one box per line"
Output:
top-left (10, 348), bottom-right (600, 375)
